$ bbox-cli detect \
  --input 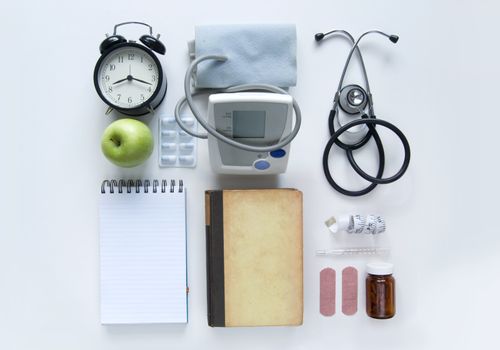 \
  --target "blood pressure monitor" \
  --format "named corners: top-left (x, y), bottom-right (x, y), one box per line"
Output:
top-left (207, 92), bottom-right (293, 174)
top-left (175, 55), bottom-right (301, 175)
